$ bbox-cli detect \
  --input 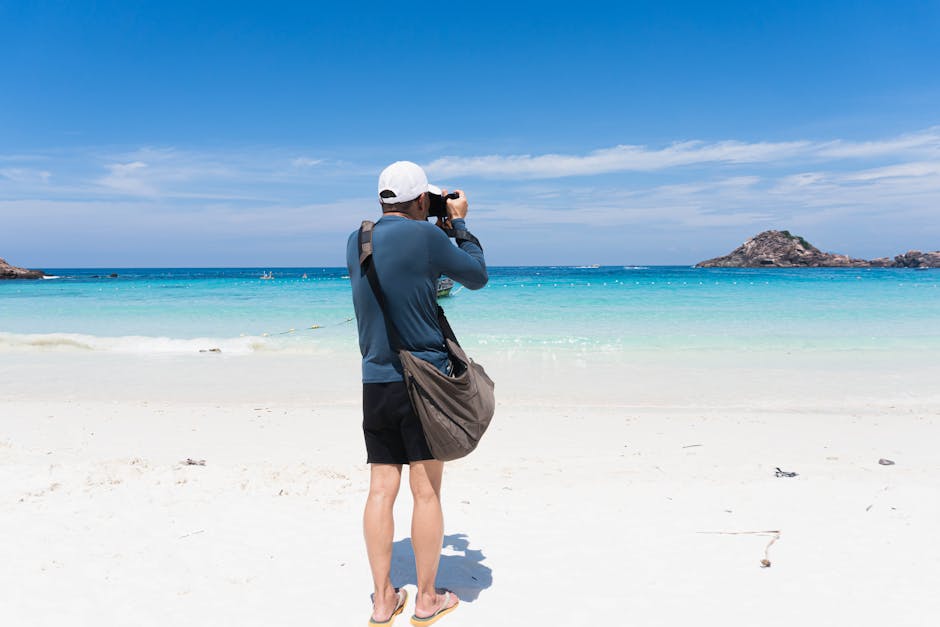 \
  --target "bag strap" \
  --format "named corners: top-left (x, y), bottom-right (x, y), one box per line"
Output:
top-left (357, 219), bottom-right (461, 351)
top-left (436, 305), bottom-right (459, 347)
top-left (358, 220), bottom-right (405, 351)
